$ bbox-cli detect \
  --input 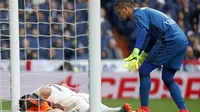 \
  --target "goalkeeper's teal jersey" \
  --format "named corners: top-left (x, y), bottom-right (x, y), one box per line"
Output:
top-left (132, 7), bottom-right (188, 44)
top-left (131, 7), bottom-right (188, 69)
